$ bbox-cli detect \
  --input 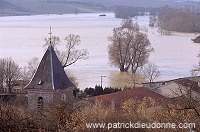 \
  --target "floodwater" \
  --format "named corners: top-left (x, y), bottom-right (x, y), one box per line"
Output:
top-left (0, 13), bottom-right (199, 89)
